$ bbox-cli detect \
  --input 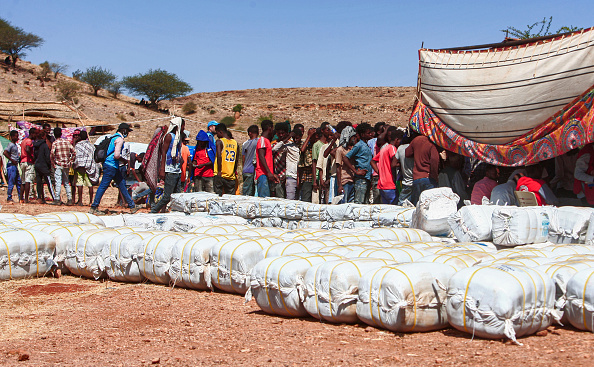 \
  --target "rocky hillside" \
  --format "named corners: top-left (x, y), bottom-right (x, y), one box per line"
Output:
top-left (1, 55), bottom-right (416, 144)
